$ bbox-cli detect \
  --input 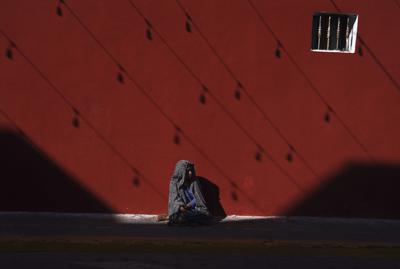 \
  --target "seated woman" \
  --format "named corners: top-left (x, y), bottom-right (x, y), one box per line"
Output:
top-left (166, 160), bottom-right (212, 226)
